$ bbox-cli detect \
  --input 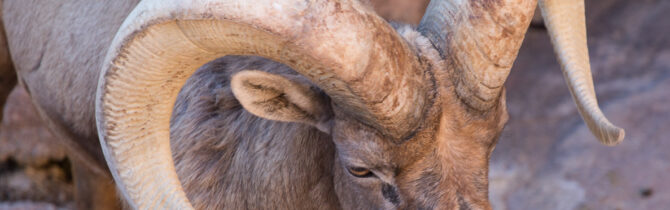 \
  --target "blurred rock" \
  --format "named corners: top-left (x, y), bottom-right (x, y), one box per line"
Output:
top-left (0, 88), bottom-right (66, 165)
top-left (490, 0), bottom-right (670, 209)
top-left (0, 201), bottom-right (72, 210)
top-left (0, 87), bottom-right (73, 207)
